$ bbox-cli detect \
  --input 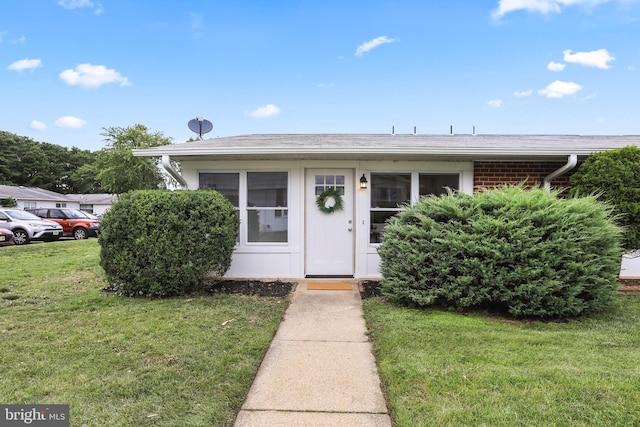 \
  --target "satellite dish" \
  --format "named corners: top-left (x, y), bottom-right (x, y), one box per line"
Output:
top-left (188, 117), bottom-right (213, 139)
